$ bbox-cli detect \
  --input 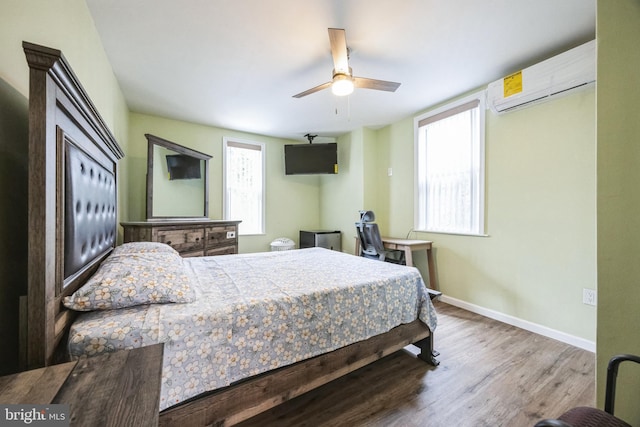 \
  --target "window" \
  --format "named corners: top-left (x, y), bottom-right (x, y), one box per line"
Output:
top-left (414, 91), bottom-right (485, 235)
top-left (223, 138), bottom-right (265, 235)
